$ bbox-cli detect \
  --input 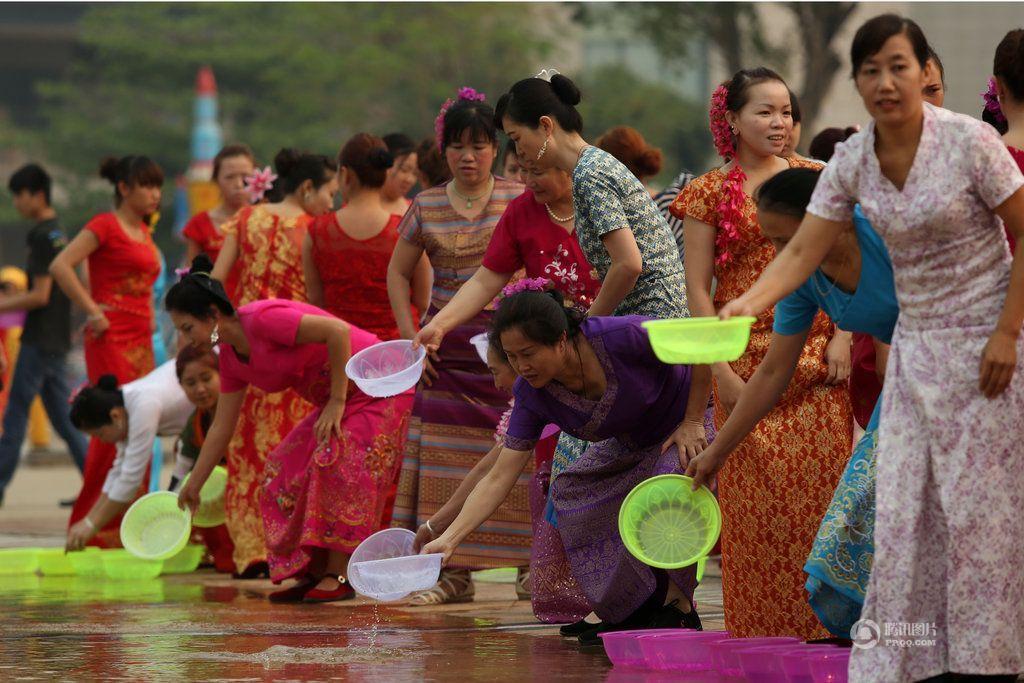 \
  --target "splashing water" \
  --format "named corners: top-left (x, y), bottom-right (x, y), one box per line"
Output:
top-left (190, 644), bottom-right (403, 668)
